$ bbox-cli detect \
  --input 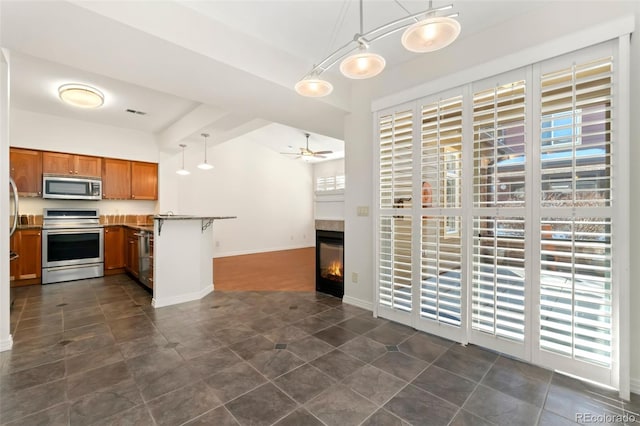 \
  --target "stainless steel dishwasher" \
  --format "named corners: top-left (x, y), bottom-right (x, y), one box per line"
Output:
top-left (137, 230), bottom-right (153, 289)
